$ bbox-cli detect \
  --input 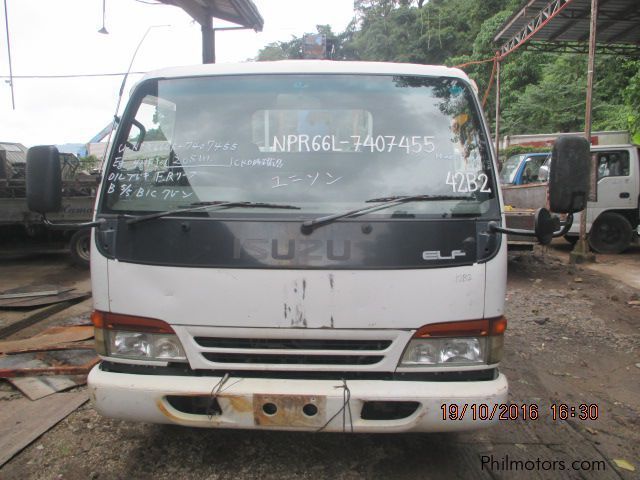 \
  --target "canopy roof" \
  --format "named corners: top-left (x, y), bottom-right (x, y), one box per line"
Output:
top-left (494, 0), bottom-right (640, 56)
top-left (161, 0), bottom-right (263, 30)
